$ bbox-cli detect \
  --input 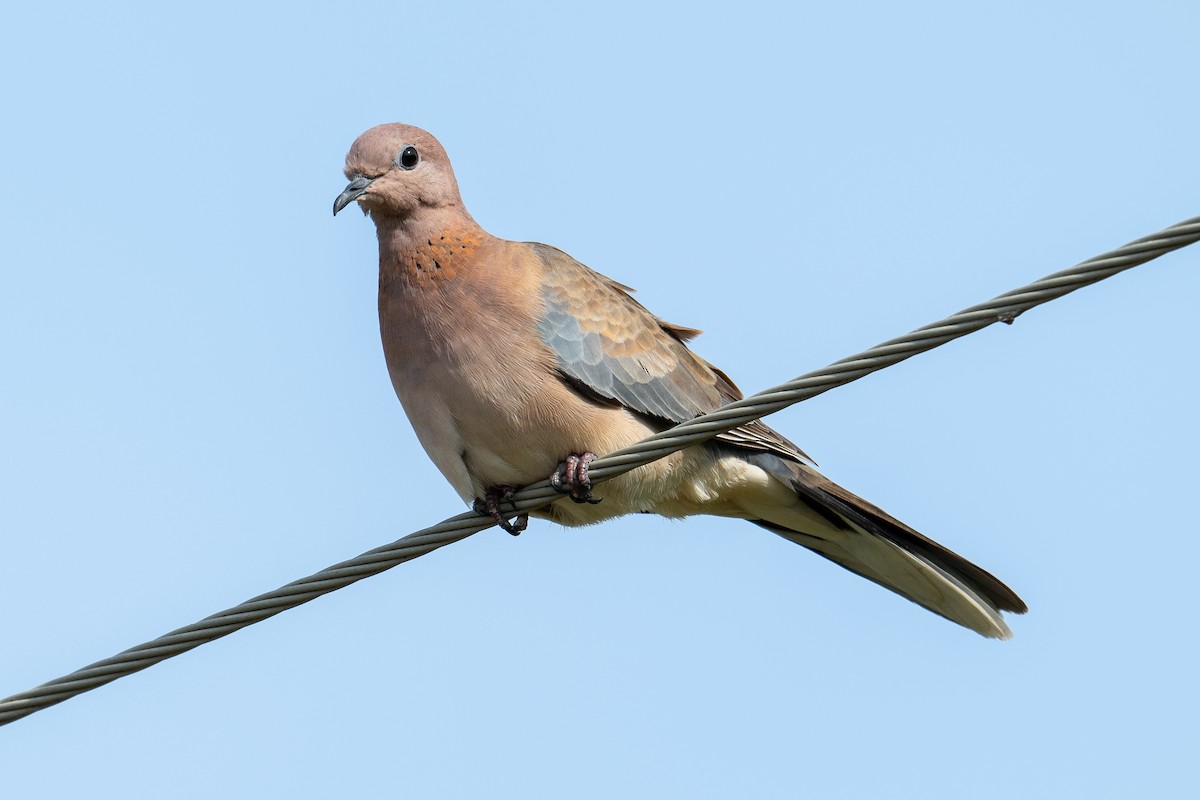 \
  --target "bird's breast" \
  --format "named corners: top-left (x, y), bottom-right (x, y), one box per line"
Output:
top-left (375, 235), bottom-right (726, 524)
top-left (375, 238), bottom-right (638, 499)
